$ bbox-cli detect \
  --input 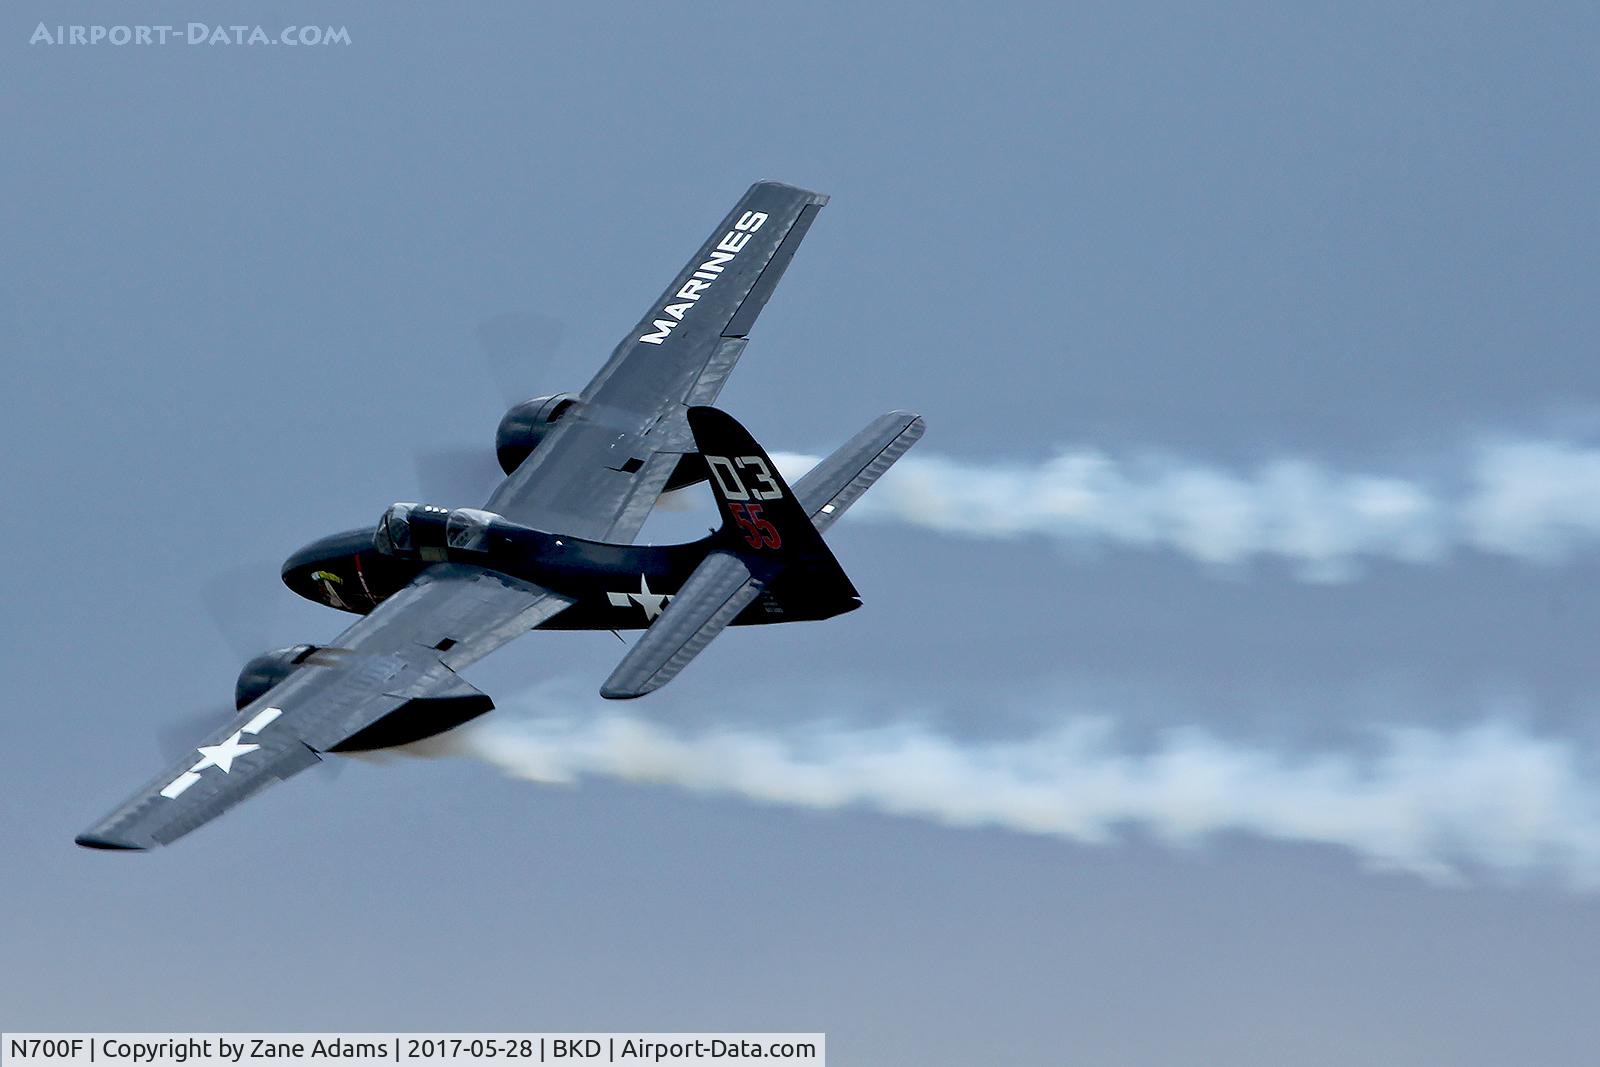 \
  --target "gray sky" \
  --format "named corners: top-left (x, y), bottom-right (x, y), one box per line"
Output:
top-left (5, 3), bottom-right (1600, 1063)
